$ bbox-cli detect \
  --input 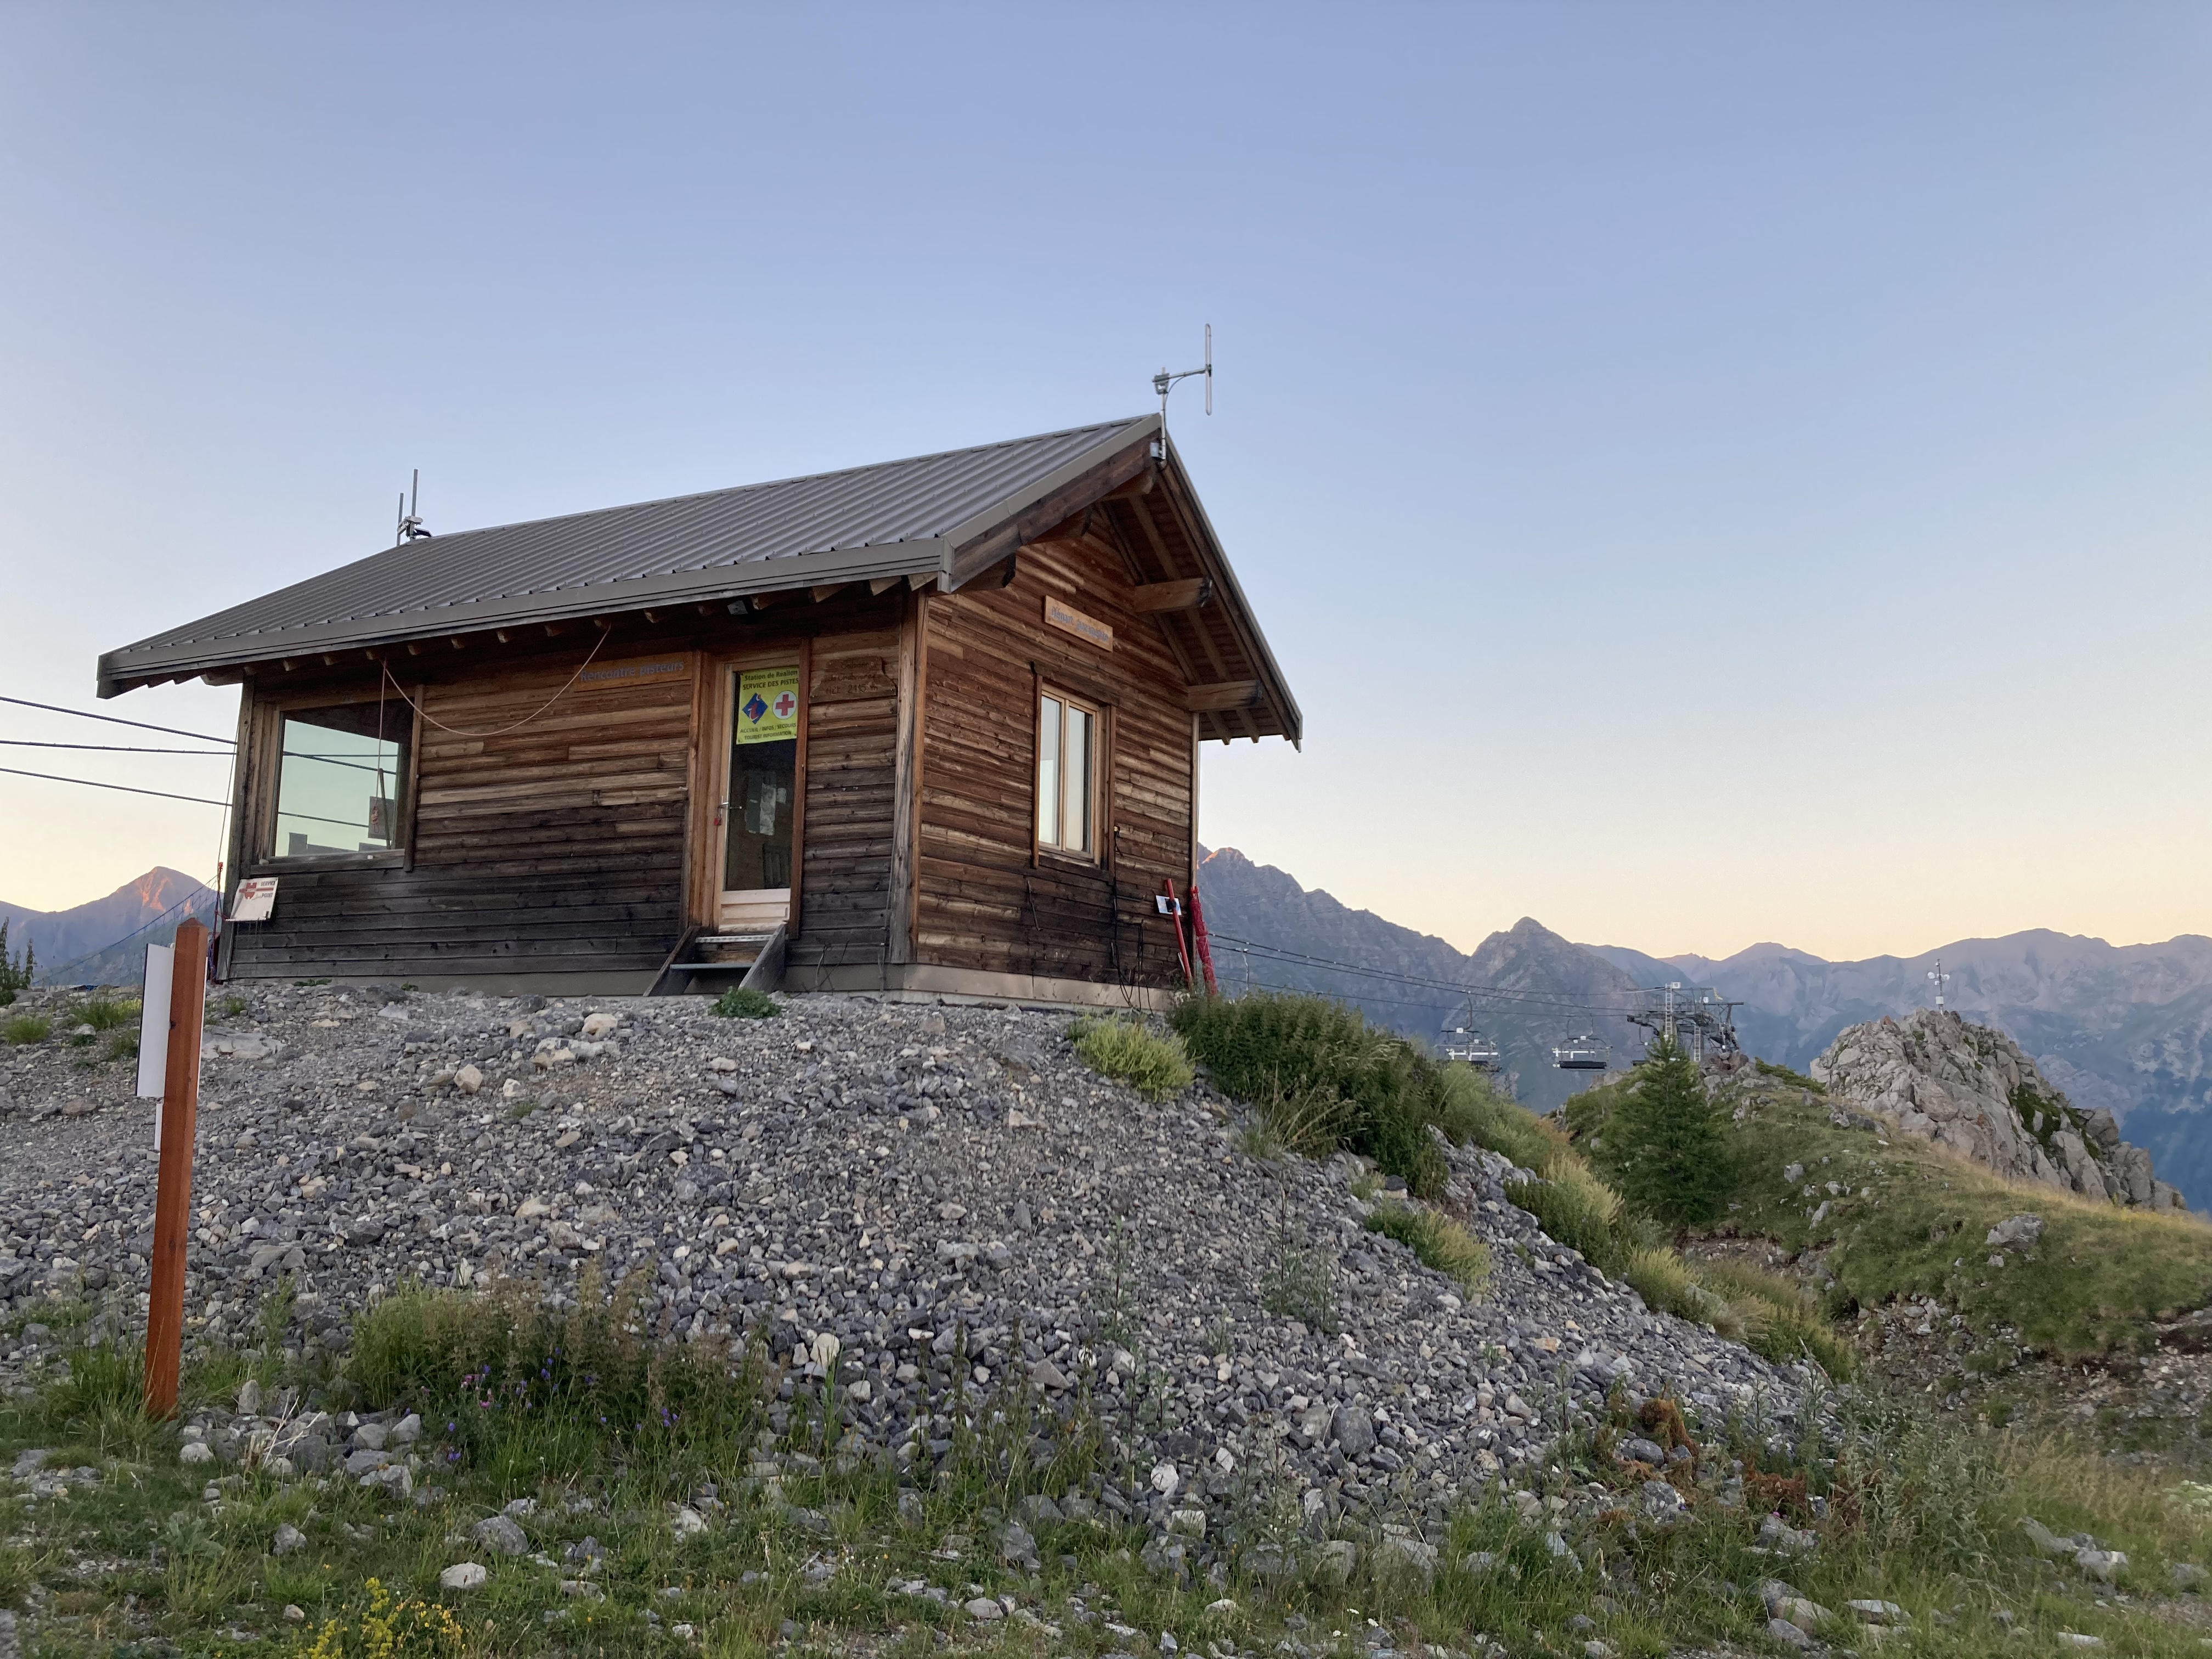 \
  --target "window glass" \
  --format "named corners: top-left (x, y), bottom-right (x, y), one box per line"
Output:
top-left (1036, 690), bottom-right (1097, 857)
top-left (1037, 696), bottom-right (1062, 849)
top-left (273, 703), bottom-right (408, 859)
top-left (724, 667), bottom-right (798, 892)
top-left (1064, 703), bottom-right (1091, 854)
